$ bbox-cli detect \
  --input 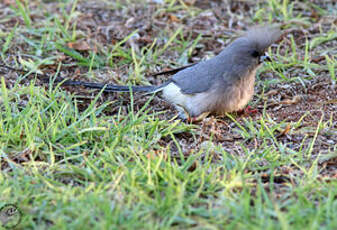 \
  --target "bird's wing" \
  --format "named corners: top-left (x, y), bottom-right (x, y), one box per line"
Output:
top-left (171, 60), bottom-right (221, 94)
